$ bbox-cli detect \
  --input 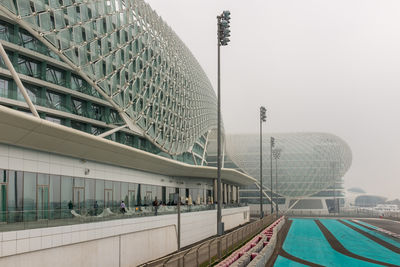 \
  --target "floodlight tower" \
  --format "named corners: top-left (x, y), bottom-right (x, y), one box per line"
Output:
top-left (272, 148), bottom-right (282, 218)
top-left (259, 106), bottom-right (267, 218)
top-left (270, 137), bottom-right (275, 214)
top-left (217, 10), bottom-right (231, 236)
